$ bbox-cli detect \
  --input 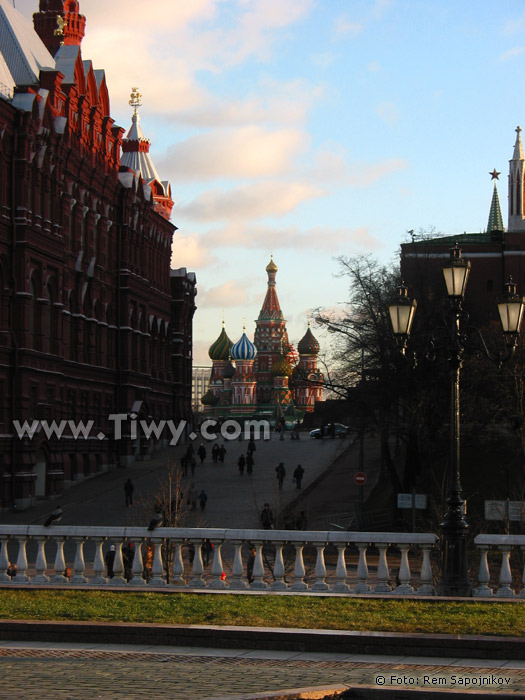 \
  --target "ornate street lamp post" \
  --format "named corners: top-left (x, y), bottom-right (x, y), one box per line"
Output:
top-left (389, 244), bottom-right (524, 596)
